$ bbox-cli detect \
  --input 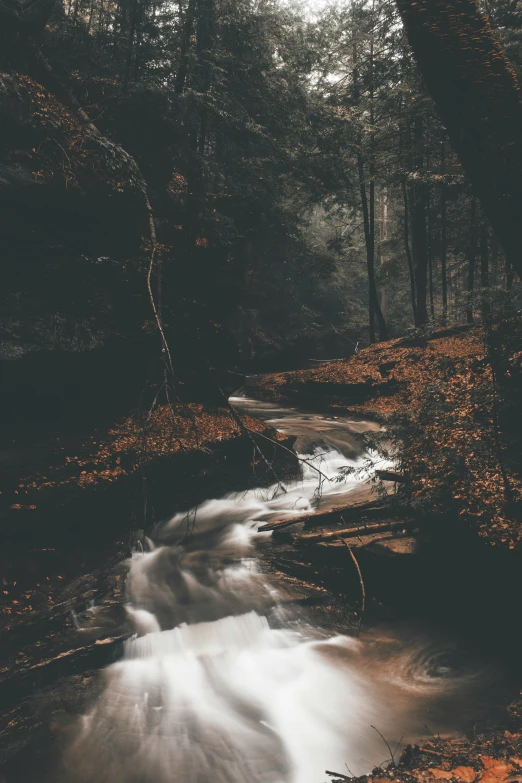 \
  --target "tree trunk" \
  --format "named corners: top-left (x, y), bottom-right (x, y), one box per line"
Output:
top-left (174, 0), bottom-right (197, 95)
top-left (480, 217), bottom-right (490, 319)
top-left (427, 186), bottom-right (435, 318)
top-left (183, 0), bottom-right (215, 251)
top-left (353, 40), bottom-right (388, 344)
top-left (506, 260), bottom-right (514, 291)
top-left (410, 114), bottom-right (429, 327)
top-left (124, 0), bottom-right (138, 85)
top-left (358, 158), bottom-right (375, 343)
top-left (466, 197), bottom-right (477, 324)
top-left (402, 178), bottom-right (417, 323)
top-left (368, 31), bottom-right (388, 342)
top-left (440, 152), bottom-right (448, 321)
top-left (357, 155), bottom-right (388, 343)
top-left (490, 229), bottom-right (499, 279)
top-left (379, 188), bottom-right (388, 321)
top-left (394, 0), bottom-right (522, 282)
